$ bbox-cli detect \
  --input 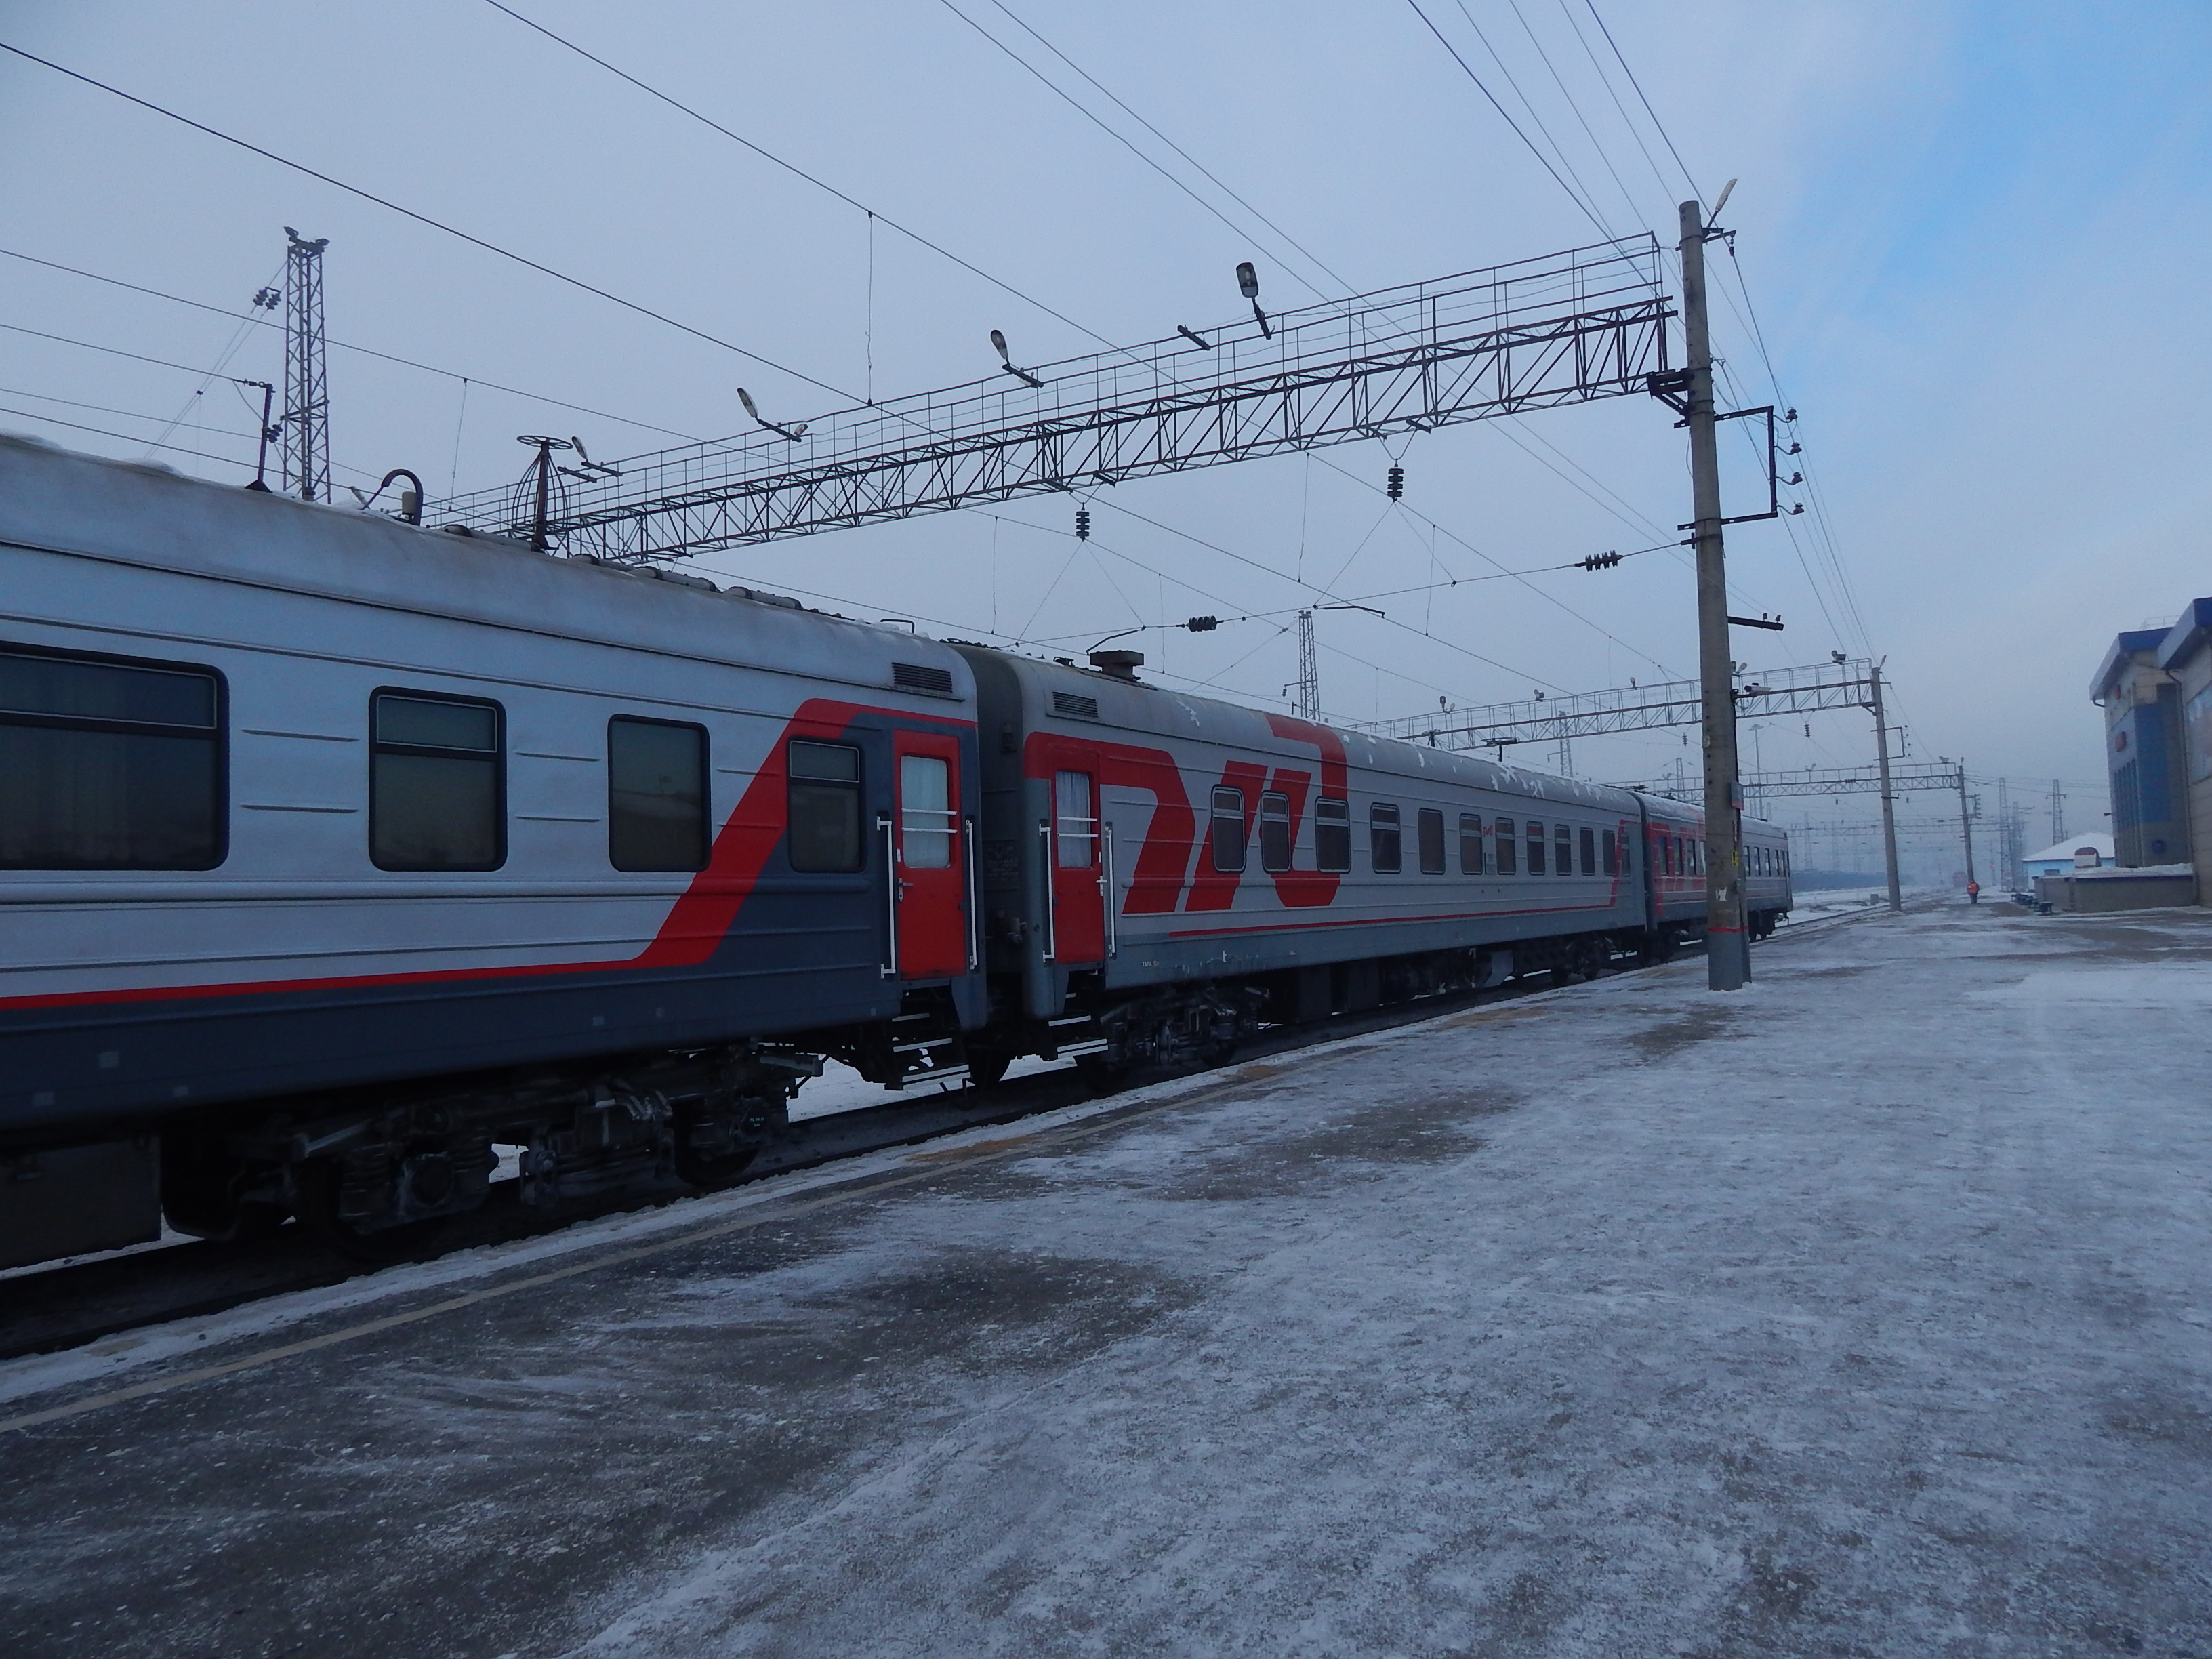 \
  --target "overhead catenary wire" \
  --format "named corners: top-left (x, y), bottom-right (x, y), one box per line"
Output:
top-left (930, 0), bottom-right (1338, 302)
top-left (1402, 0), bottom-right (1614, 242)
top-left (0, 401), bottom-right (383, 485)
top-left (478, 0), bottom-right (1144, 360)
top-left (0, 247), bottom-right (703, 441)
top-left (1500, 0), bottom-right (1647, 230)
top-left (1581, 1), bottom-right (1704, 205)
top-left (0, 40), bottom-right (867, 406)
top-left (0, 382), bottom-right (262, 438)
top-left (1306, 451), bottom-right (1686, 680)
top-left (1444, 0), bottom-right (1623, 239)
top-left (975, 0), bottom-right (1356, 296)
top-left (1028, 537), bottom-right (1679, 642)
